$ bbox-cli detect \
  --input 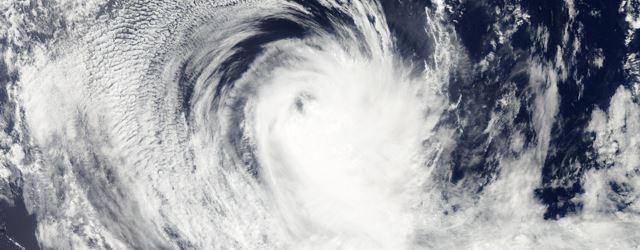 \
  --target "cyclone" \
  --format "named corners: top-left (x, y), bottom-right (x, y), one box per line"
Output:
top-left (1, 0), bottom-right (640, 249)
